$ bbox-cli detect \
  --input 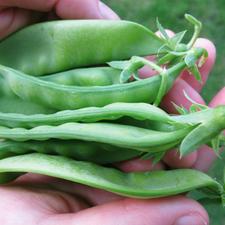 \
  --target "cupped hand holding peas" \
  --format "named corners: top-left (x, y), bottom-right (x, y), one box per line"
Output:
top-left (0, 1), bottom-right (224, 225)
